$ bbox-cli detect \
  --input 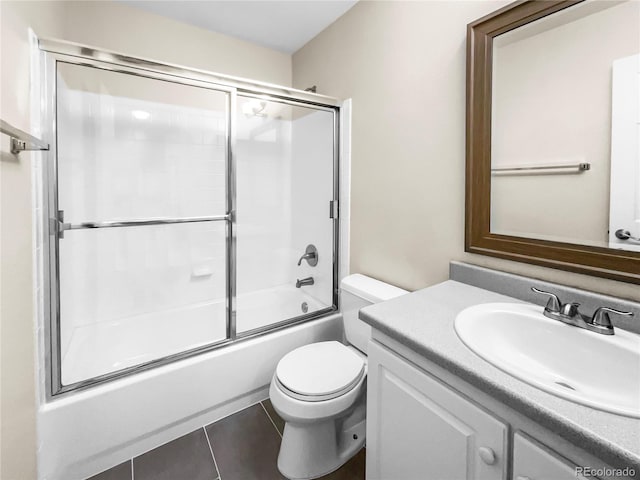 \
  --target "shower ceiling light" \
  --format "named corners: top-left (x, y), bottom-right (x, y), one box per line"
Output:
top-left (131, 110), bottom-right (151, 120)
